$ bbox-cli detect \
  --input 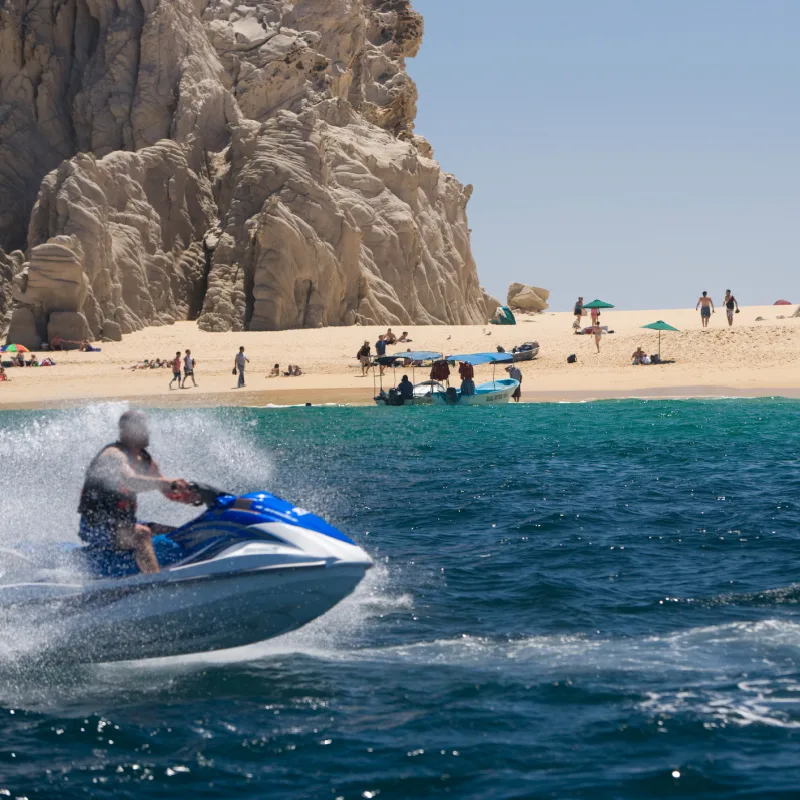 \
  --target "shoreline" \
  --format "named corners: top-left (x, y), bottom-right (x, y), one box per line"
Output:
top-left (1, 385), bottom-right (799, 412)
top-left (1, 306), bottom-right (799, 410)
